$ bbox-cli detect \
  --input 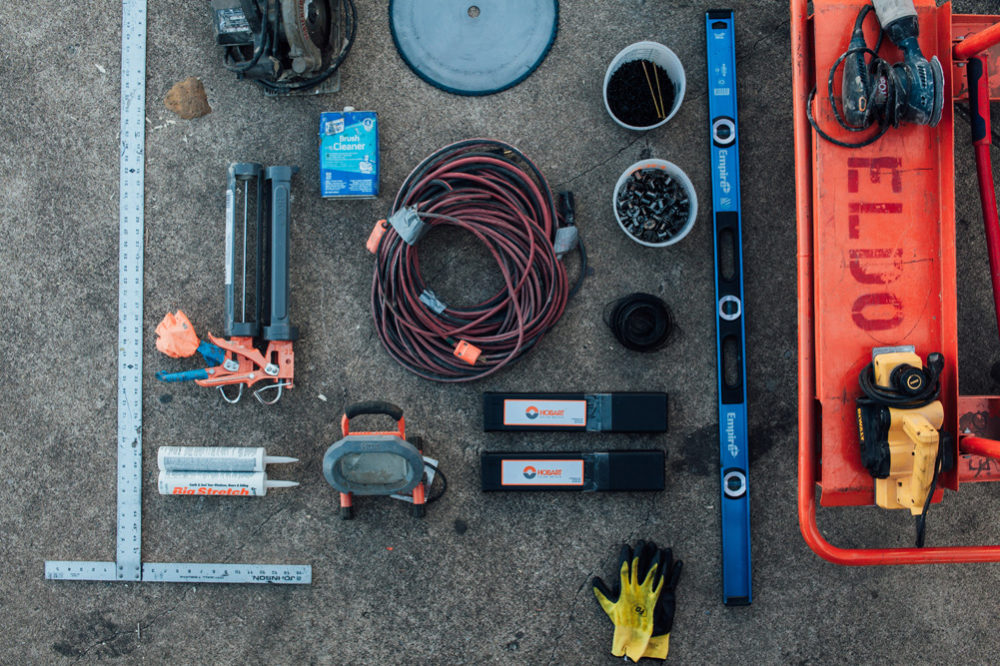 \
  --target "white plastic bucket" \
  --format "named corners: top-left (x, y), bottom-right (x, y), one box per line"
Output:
top-left (613, 159), bottom-right (697, 247)
top-left (603, 41), bottom-right (686, 131)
